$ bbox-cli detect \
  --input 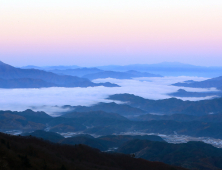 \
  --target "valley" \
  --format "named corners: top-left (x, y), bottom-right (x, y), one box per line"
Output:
top-left (1, 1), bottom-right (222, 169)
top-left (1, 61), bottom-right (222, 170)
